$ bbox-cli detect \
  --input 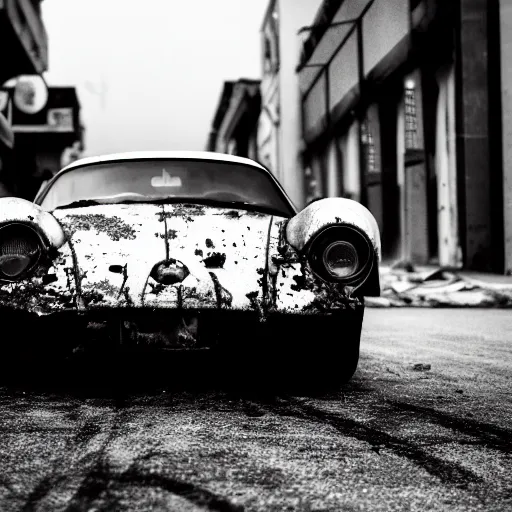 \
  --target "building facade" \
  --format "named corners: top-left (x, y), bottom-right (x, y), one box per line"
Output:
top-left (206, 79), bottom-right (261, 160)
top-left (0, 85), bottom-right (84, 200)
top-left (258, 0), bottom-right (323, 210)
top-left (0, 0), bottom-right (48, 197)
top-left (499, 0), bottom-right (512, 275)
top-left (298, 0), bottom-right (506, 273)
